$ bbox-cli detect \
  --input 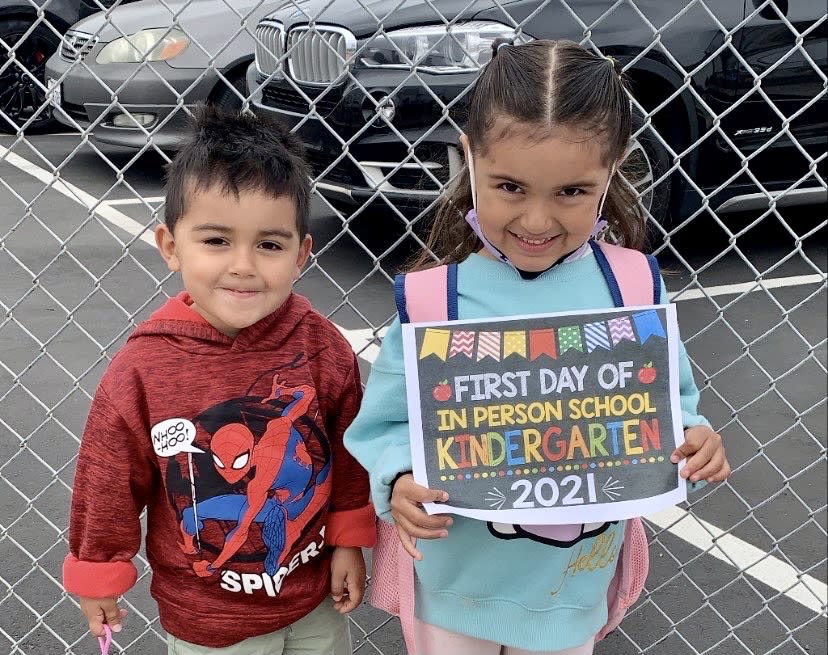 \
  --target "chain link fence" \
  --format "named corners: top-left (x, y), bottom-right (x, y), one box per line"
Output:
top-left (1, 0), bottom-right (826, 653)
